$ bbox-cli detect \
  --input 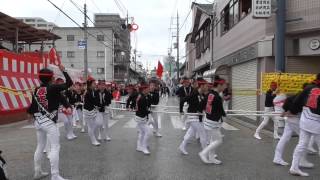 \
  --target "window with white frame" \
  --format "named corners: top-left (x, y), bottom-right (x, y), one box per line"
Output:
top-left (97, 51), bottom-right (105, 57)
